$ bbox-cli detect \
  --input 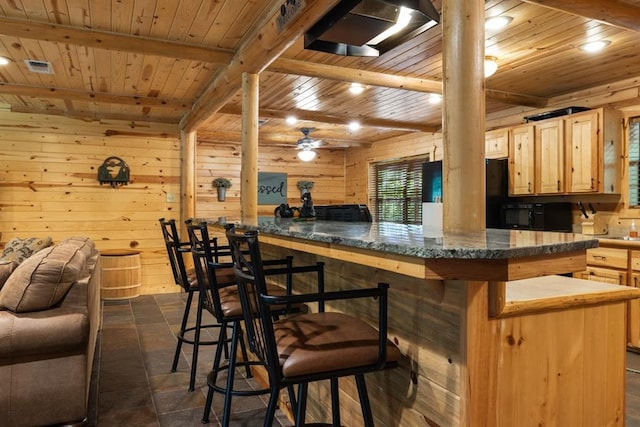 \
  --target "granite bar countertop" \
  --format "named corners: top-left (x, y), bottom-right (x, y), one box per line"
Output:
top-left (208, 217), bottom-right (598, 261)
